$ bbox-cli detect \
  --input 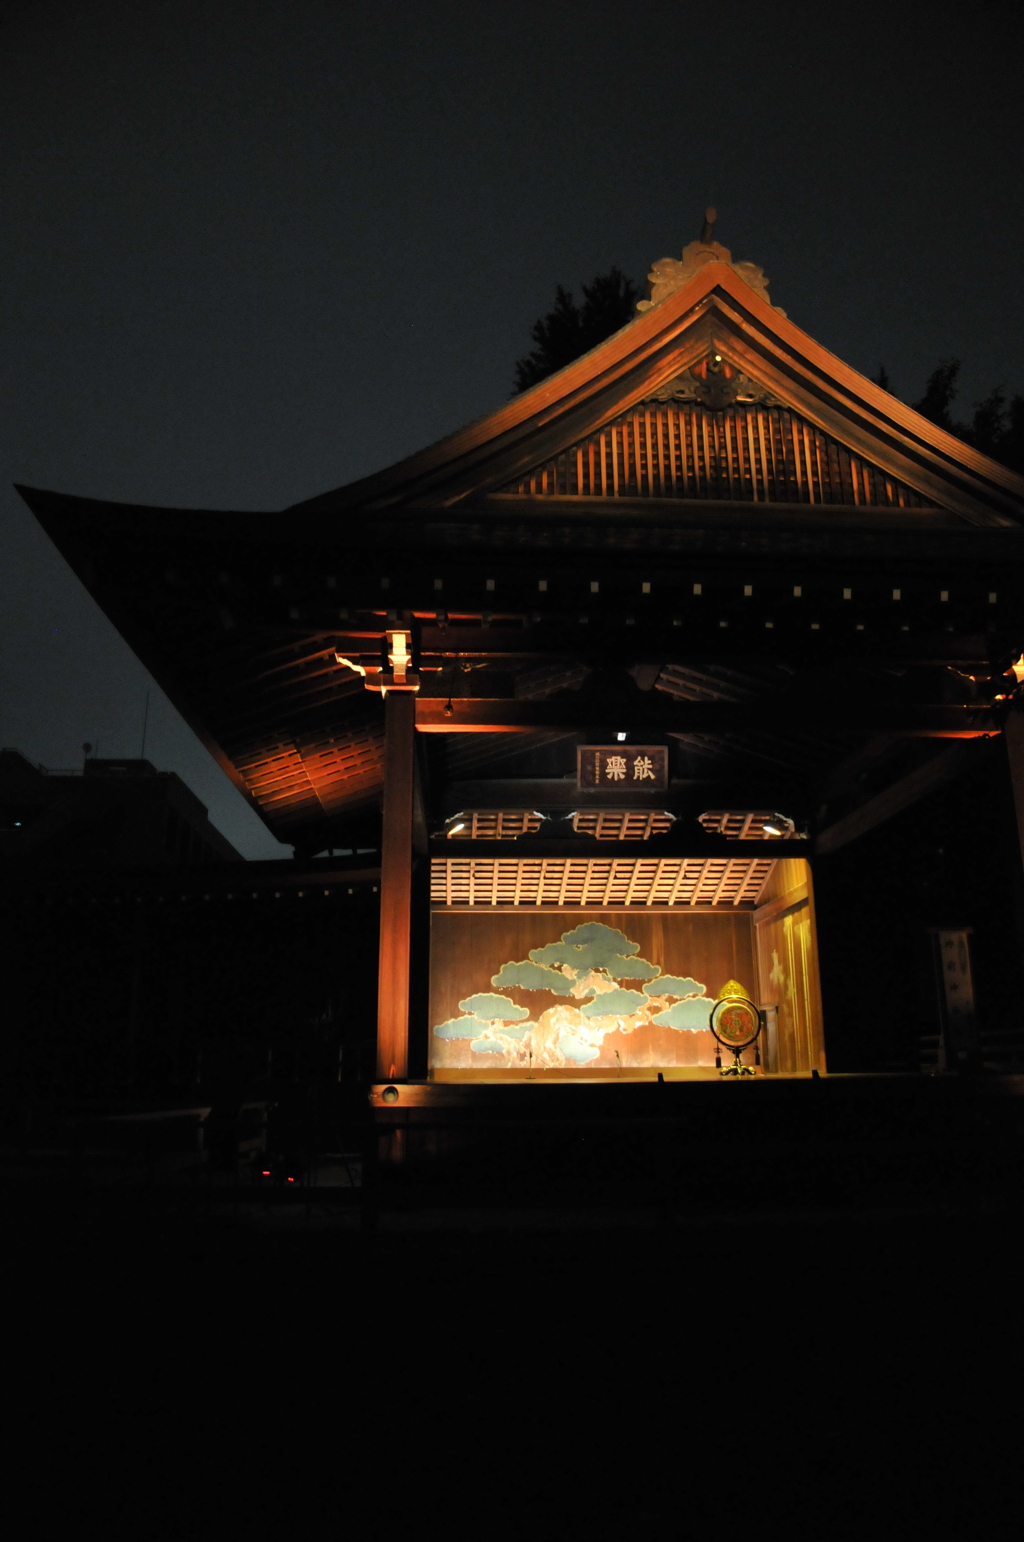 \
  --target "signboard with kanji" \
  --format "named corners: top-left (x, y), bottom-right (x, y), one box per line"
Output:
top-left (577, 745), bottom-right (668, 791)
